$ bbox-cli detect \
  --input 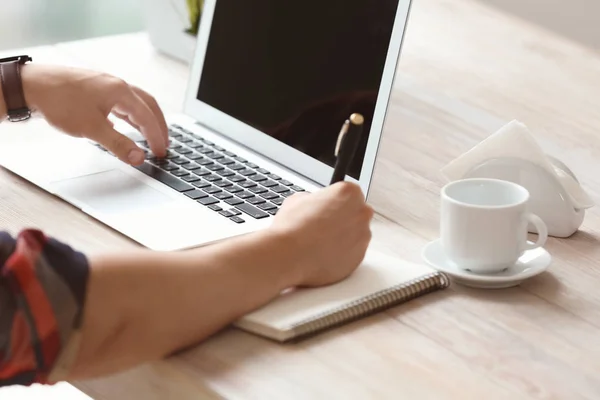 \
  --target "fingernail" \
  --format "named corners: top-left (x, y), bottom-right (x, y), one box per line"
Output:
top-left (128, 149), bottom-right (145, 165)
